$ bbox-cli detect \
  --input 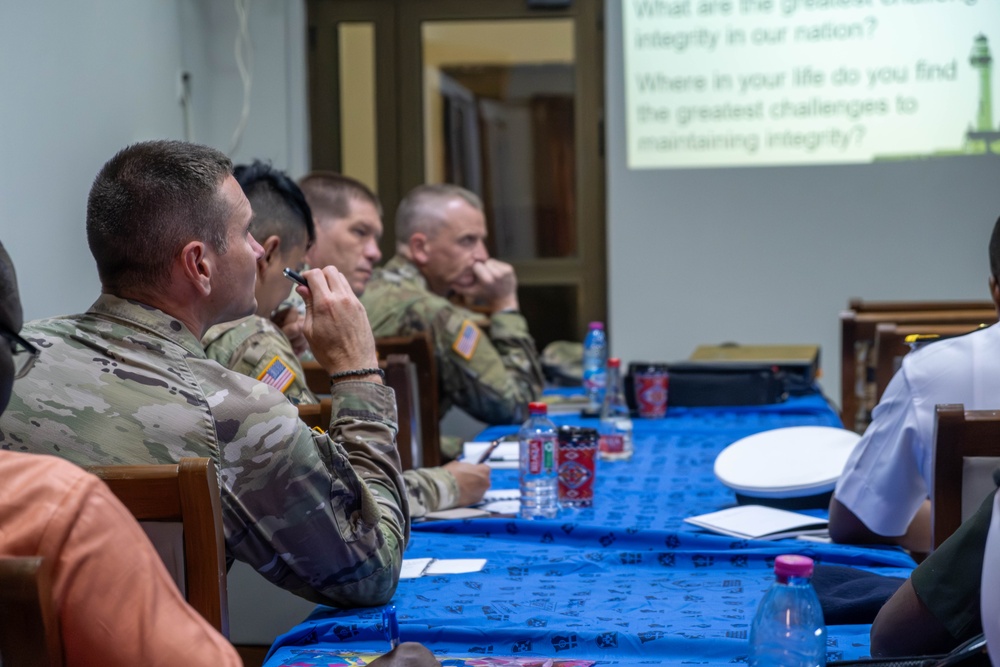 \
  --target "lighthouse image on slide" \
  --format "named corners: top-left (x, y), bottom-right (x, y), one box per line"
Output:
top-left (966, 34), bottom-right (1000, 153)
